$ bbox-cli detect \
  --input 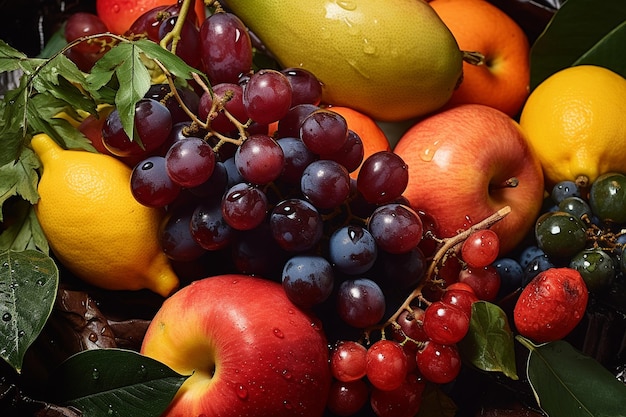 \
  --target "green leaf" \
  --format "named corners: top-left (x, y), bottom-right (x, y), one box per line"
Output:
top-left (135, 38), bottom-right (207, 84)
top-left (0, 146), bottom-right (40, 219)
top-left (518, 337), bottom-right (626, 417)
top-left (457, 301), bottom-right (518, 380)
top-left (0, 249), bottom-right (58, 373)
top-left (88, 42), bottom-right (151, 144)
top-left (52, 349), bottom-right (189, 417)
top-left (0, 199), bottom-right (48, 253)
top-left (0, 82), bottom-right (29, 166)
top-left (416, 383), bottom-right (457, 417)
top-left (0, 40), bottom-right (28, 72)
top-left (530, 0), bottom-right (626, 89)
